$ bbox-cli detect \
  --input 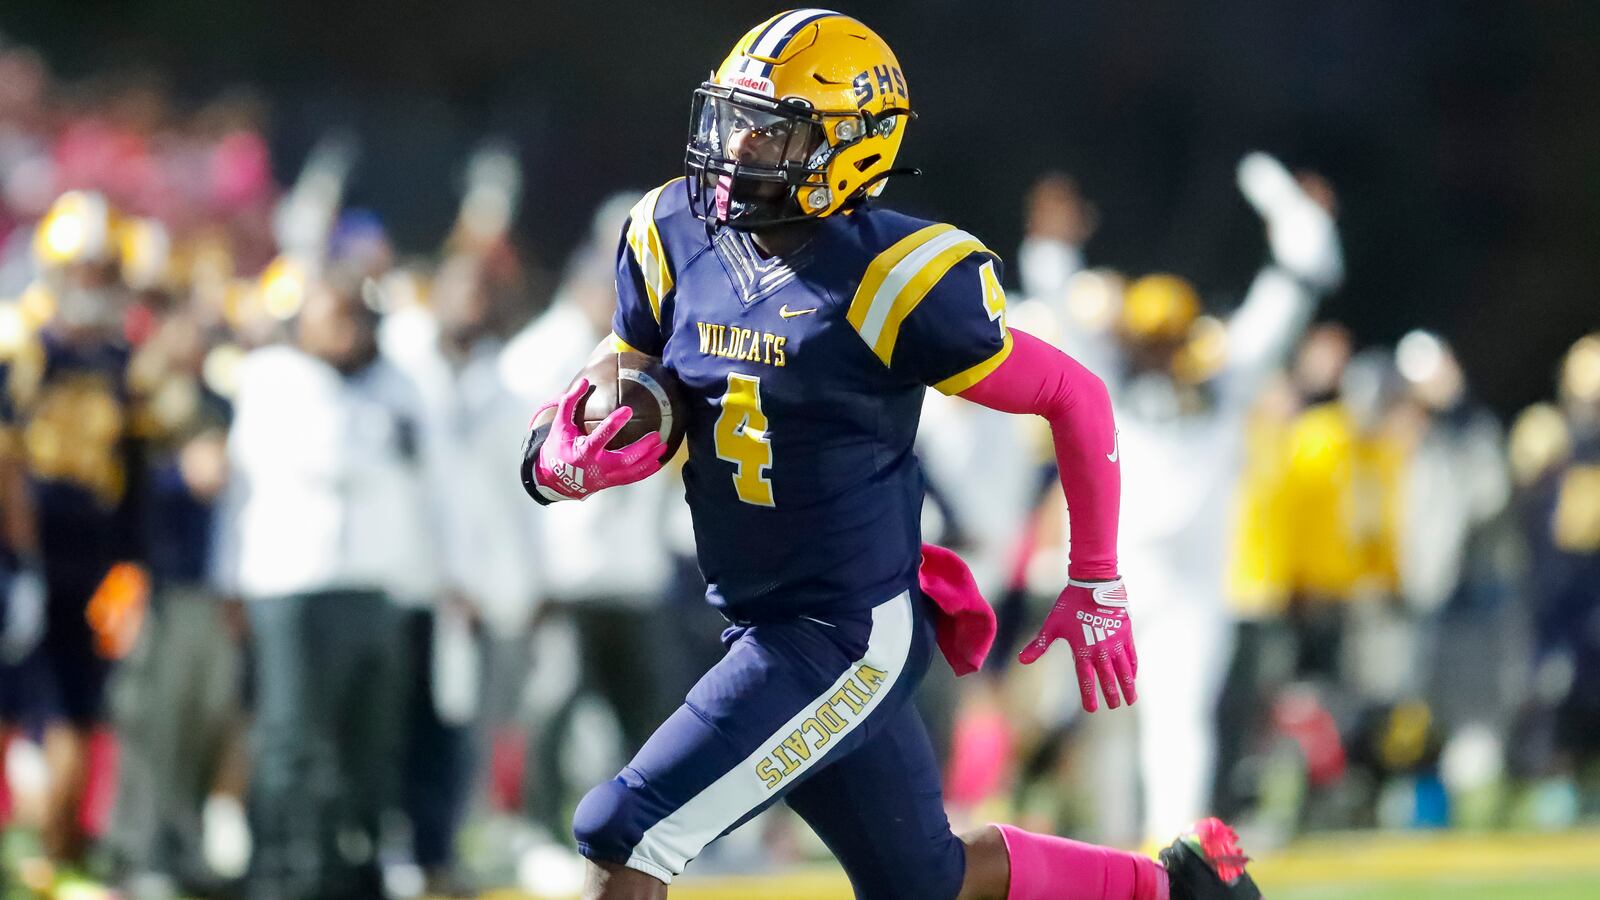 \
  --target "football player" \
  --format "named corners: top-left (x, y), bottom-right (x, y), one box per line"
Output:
top-left (520, 11), bottom-right (1259, 900)
top-left (0, 191), bottom-right (146, 876)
